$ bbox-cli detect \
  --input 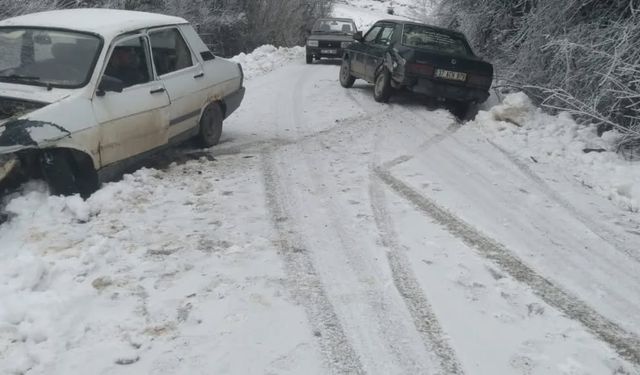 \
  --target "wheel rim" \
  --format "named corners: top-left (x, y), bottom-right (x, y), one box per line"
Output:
top-left (340, 61), bottom-right (350, 82)
top-left (374, 73), bottom-right (385, 96)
